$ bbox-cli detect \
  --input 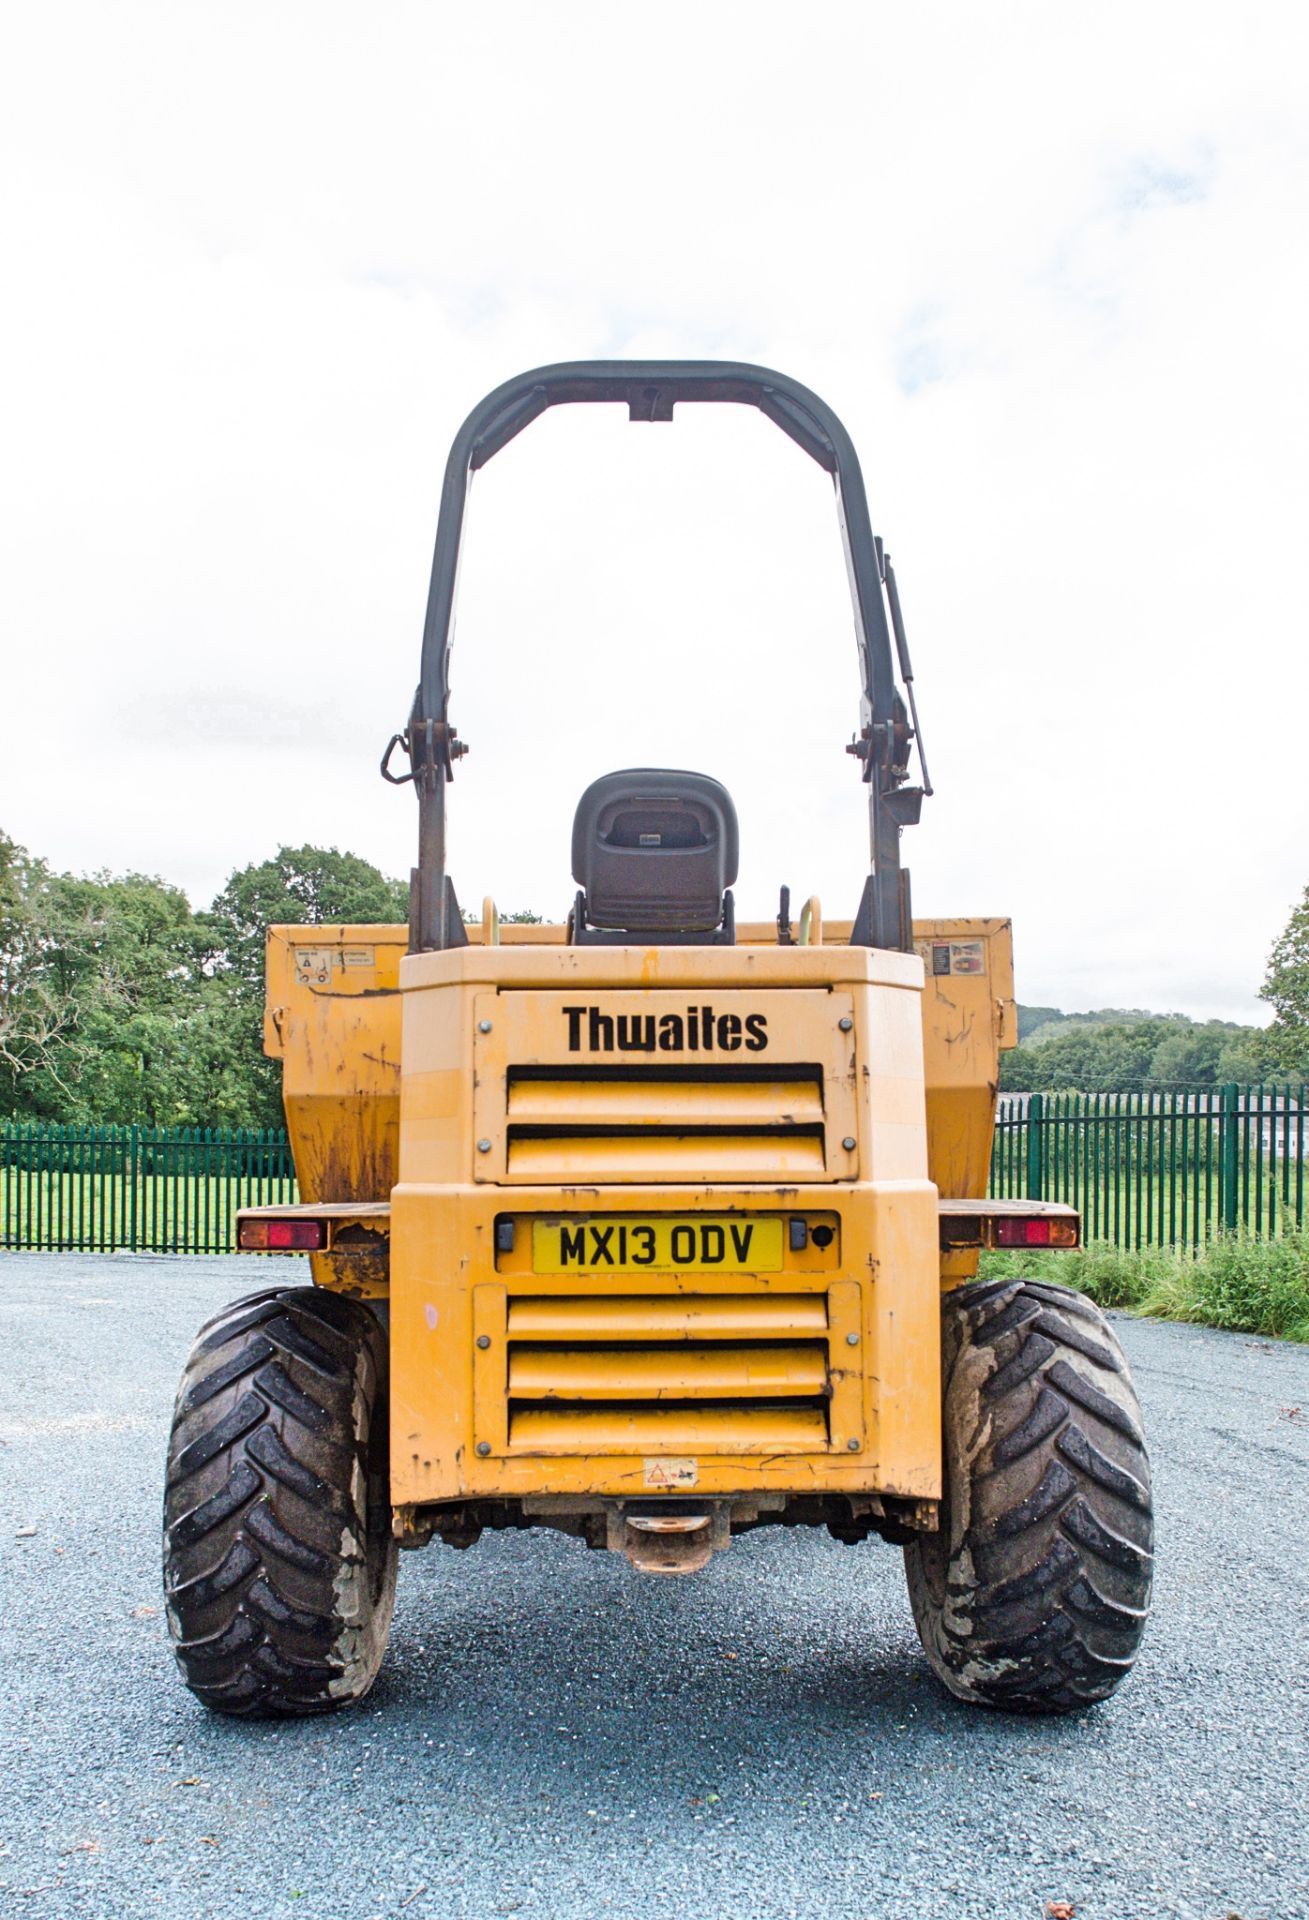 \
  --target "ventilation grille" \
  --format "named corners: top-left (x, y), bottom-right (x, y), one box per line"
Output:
top-left (503, 1067), bottom-right (828, 1183)
top-left (504, 1289), bottom-right (832, 1452)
